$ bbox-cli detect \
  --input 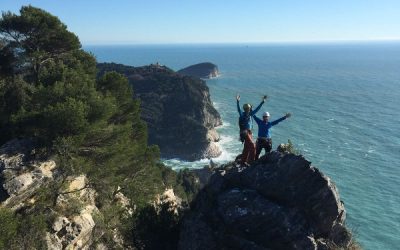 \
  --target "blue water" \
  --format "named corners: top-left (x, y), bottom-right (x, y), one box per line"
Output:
top-left (85, 43), bottom-right (400, 250)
